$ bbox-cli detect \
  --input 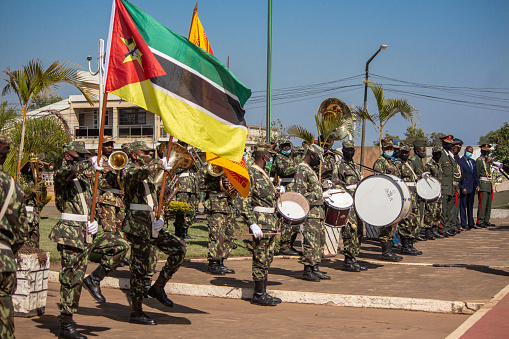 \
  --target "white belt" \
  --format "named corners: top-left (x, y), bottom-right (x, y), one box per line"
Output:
top-left (480, 177), bottom-right (491, 181)
top-left (209, 192), bottom-right (226, 198)
top-left (179, 173), bottom-right (193, 178)
top-left (130, 203), bottom-right (153, 211)
top-left (346, 184), bottom-right (357, 190)
top-left (102, 188), bottom-right (121, 194)
top-left (280, 178), bottom-right (295, 183)
top-left (253, 207), bottom-right (275, 213)
top-left (60, 213), bottom-right (88, 222)
top-left (0, 240), bottom-right (12, 252)
top-left (25, 206), bottom-right (35, 212)
top-left (406, 182), bottom-right (416, 187)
